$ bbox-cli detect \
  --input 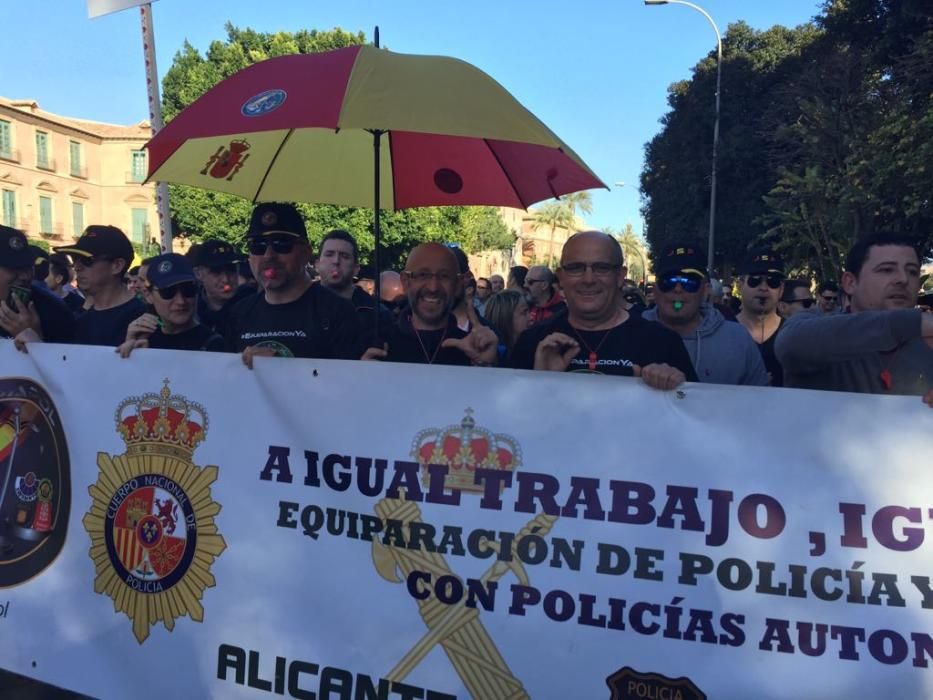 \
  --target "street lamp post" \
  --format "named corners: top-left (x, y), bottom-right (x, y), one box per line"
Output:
top-left (644, 0), bottom-right (722, 275)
